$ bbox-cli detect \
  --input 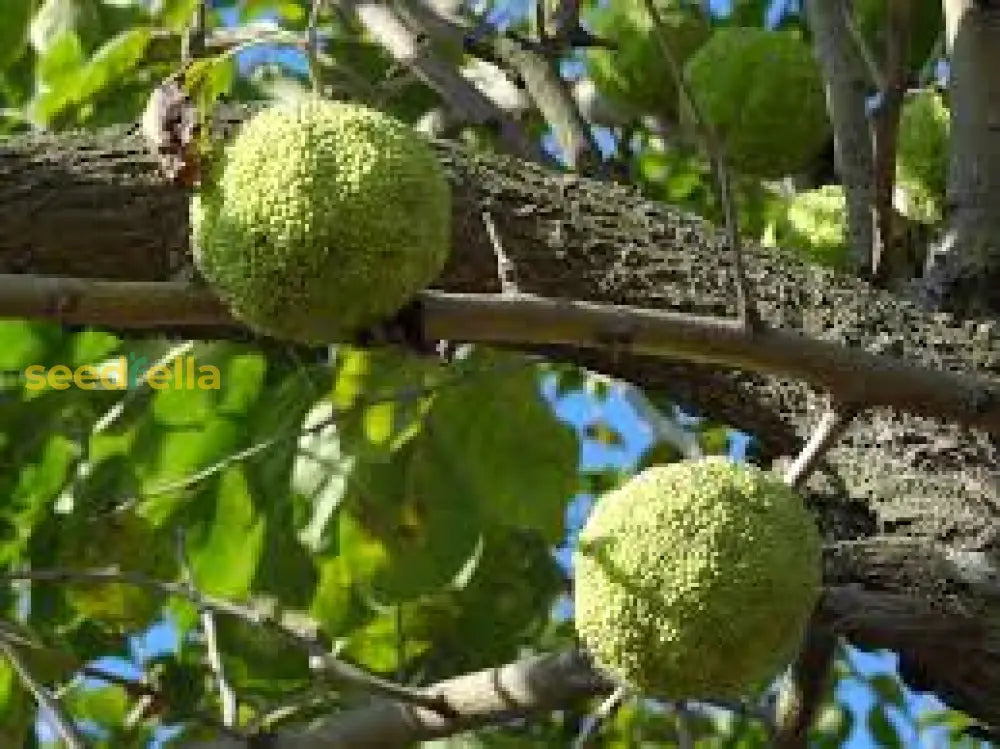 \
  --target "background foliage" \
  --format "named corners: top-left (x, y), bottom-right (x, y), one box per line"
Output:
top-left (0, 0), bottom-right (989, 746)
